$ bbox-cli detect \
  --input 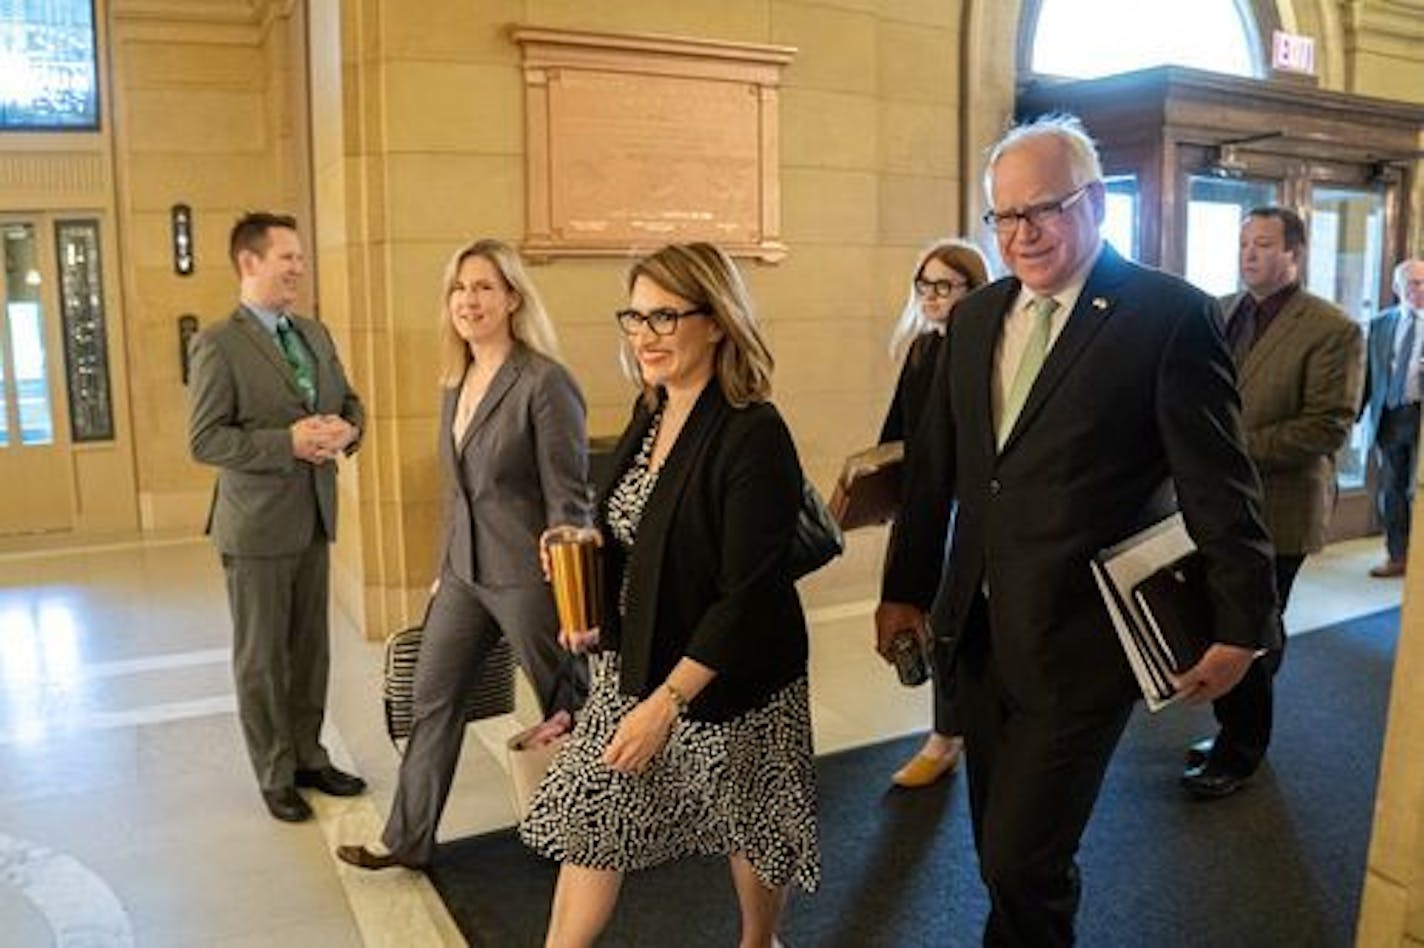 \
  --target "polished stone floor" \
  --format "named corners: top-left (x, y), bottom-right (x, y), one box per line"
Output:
top-left (0, 533), bottom-right (1400, 946)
